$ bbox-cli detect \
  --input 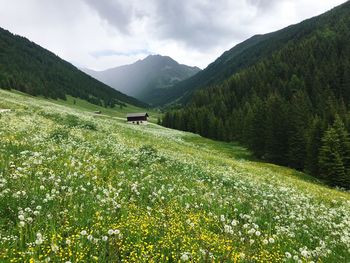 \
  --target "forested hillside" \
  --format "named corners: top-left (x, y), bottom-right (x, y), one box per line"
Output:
top-left (0, 27), bottom-right (147, 108)
top-left (83, 55), bottom-right (200, 105)
top-left (156, 1), bottom-right (350, 106)
top-left (163, 1), bottom-right (350, 188)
